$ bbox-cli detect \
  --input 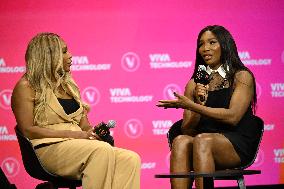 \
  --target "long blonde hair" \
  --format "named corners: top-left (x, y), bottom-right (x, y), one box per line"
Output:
top-left (25, 33), bottom-right (88, 125)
